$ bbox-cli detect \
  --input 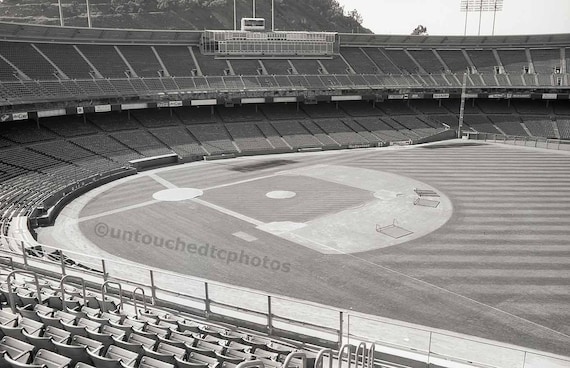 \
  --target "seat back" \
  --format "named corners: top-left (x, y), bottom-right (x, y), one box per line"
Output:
top-left (33, 349), bottom-right (72, 368)
top-left (138, 356), bottom-right (175, 368)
